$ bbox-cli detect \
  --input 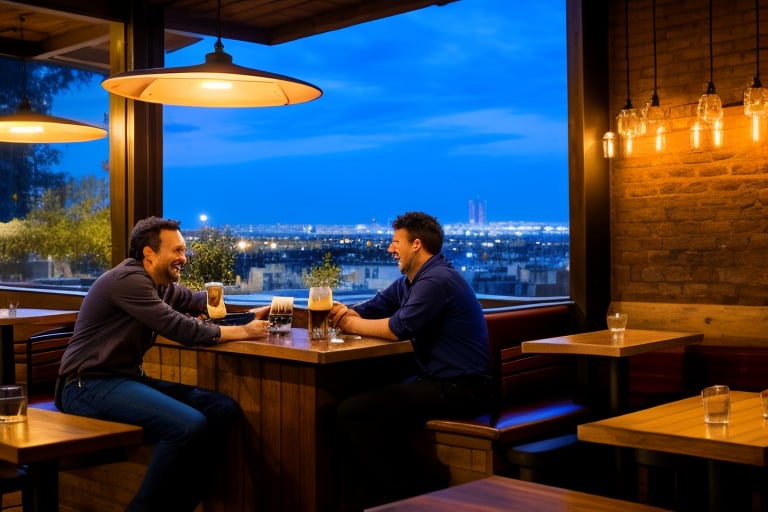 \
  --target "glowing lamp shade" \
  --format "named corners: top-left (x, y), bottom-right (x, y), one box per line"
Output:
top-left (0, 98), bottom-right (107, 143)
top-left (101, 43), bottom-right (322, 108)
